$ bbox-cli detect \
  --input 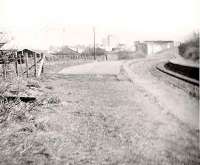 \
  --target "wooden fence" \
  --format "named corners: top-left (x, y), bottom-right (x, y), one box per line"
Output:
top-left (0, 51), bottom-right (108, 80)
top-left (0, 50), bottom-right (45, 80)
top-left (45, 54), bottom-right (107, 62)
